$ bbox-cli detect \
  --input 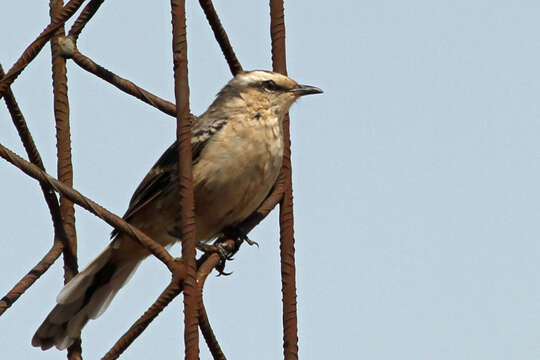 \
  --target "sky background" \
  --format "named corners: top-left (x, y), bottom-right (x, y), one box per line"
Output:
top-left (2, 1), bottom-right (540, 359)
